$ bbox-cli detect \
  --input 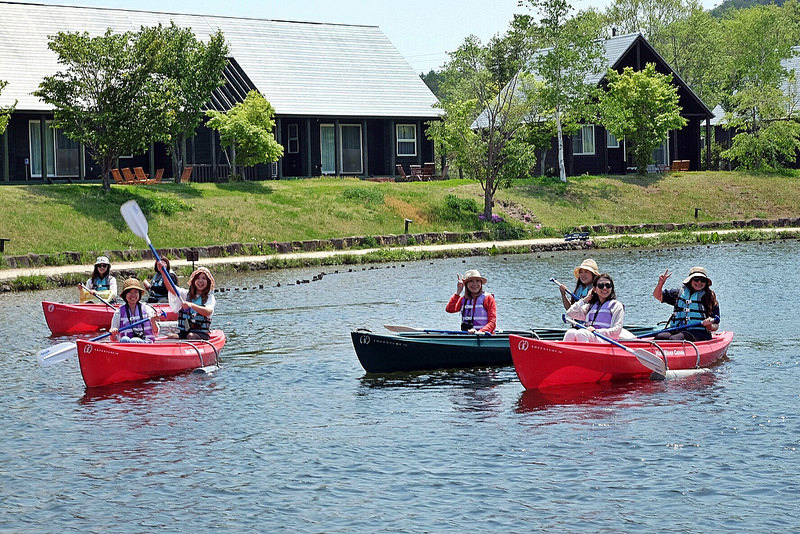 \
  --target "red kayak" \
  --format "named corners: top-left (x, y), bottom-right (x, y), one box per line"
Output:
top-left (509, 331), bottom-right (733, 389)
top-left (42, 301), bottom-right (177, 336)
top-left (76, 330), bottom-right (226, 388)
